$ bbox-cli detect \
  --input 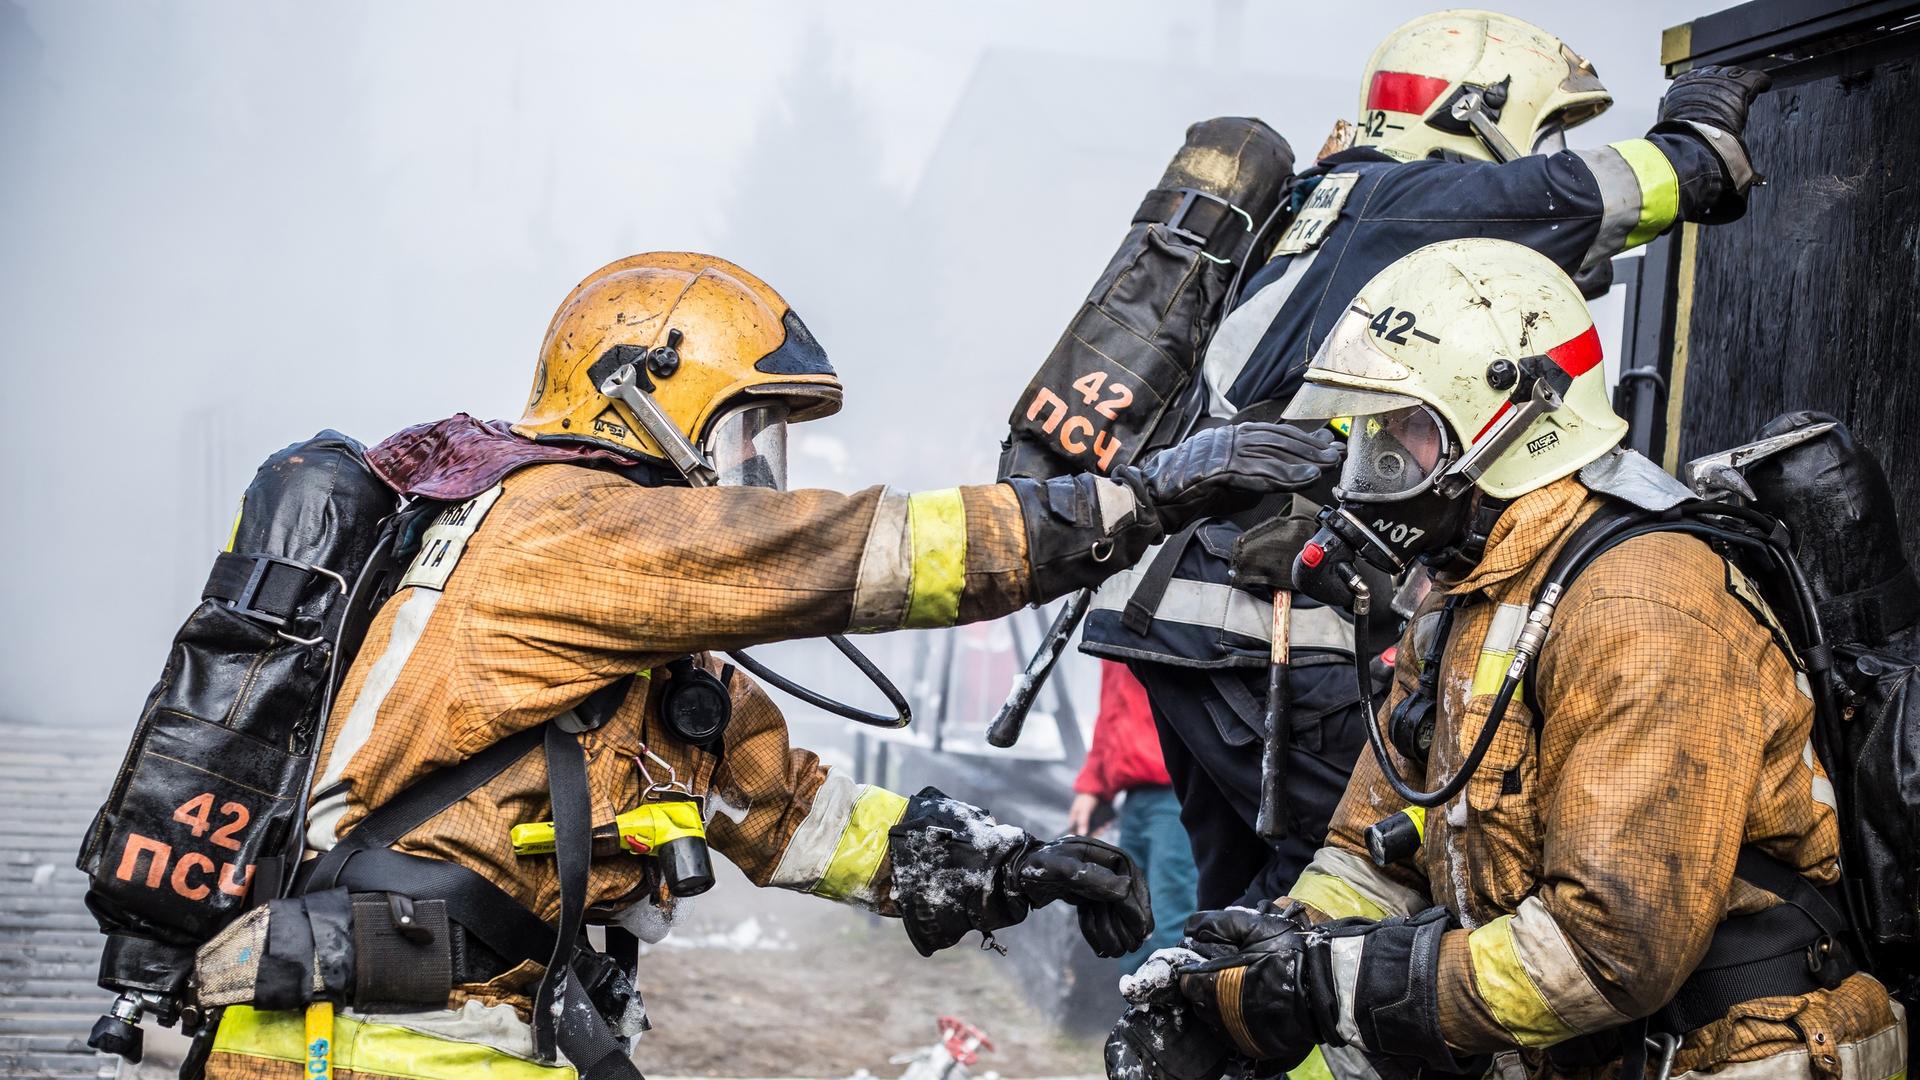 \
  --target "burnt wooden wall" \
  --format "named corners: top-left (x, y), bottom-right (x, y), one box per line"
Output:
top-left (1674, 44), bottom-right (1920, 529)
